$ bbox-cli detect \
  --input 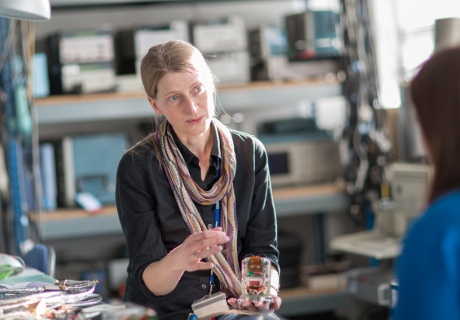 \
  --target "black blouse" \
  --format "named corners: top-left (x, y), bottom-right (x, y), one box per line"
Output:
top-left (116, 122), bottom-right (279, 320)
